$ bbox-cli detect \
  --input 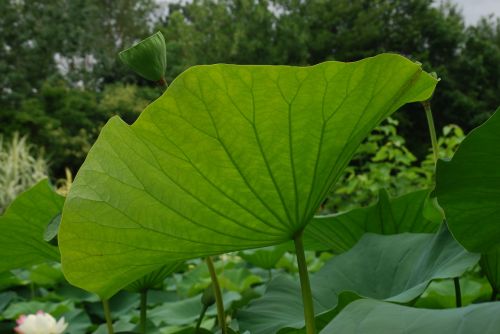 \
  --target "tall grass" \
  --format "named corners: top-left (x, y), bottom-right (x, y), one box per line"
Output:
top-left (0, 133), bottom-right (48, 213)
